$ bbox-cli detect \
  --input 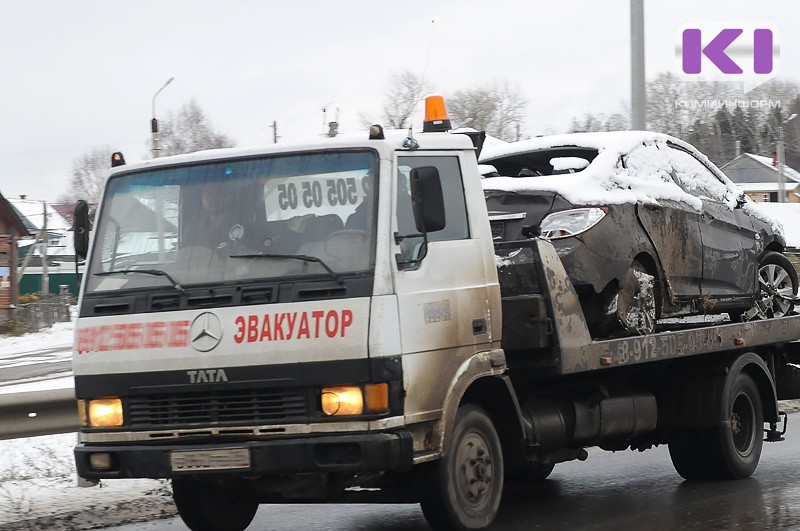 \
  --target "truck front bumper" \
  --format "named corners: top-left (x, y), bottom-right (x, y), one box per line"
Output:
top-left (75, 432), bottom-right (414, 480)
